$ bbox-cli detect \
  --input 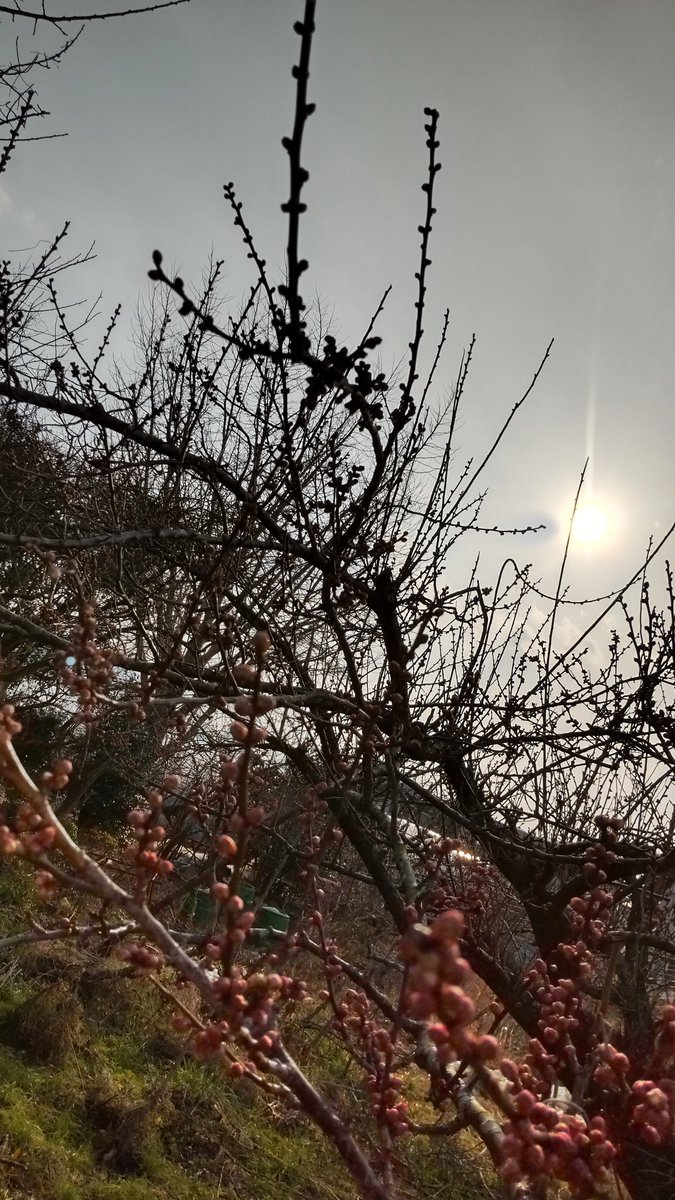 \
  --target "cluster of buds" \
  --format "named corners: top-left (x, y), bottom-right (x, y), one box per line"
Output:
top-left (175, 777), bottom-right (219, 838)
top-left (299, 781), bottom-right (330, 819)
top-left (329, 987), bottom-right (410, 1137)
top-left (0, 708), bottom-right (23, 854)
top-left (0, 738), bottom-right (72, 867)
top-left (630, 1077), bottom-right (675, 1147)
top-left (566, 884), bottom-right (614, 954)
top-left (295, 783), bottom-right (339, 898)
top-left (628, 1005), bottom-right (675, 1146)
top-left (420, 857), bottom-right (500, 942)
top-left (496, 826), bottom-right (636, 1190)
top-left (14, 801), bottom-right (58, 856)
top-left (189, 1019), bottom-right (235, 1061)
top-left (423, 835), bottom-right (462, 871)
top-left (233, 692), bottom-right (277, 720)
top-left (523, 960), bottom-right (583, 1072)
top-left (230, 718), bottom-right (268, 746)
top-left (124, 785), bottom-right (174, 879)
top-left (228, 633), bottom-right (275, 747)
top-left (313, 937), bottom-right (343, 986)
top-left (343, 694), bottom-right (391, 757)
top-left (185, 966), bottom-right (307, 1063)
top-left (580, 817), bottom-right (622, 887)
top-left (298, 830), bottom-right (323, 891)
top-left (39, 757), bottom-right (73, 792)
top-left (227, 803), bottom-right (267, 837)
top-left (520, 832), bottom-right (619, 1086)
top-left (500, 1095), bottom-right (616, 1193)
top-left (0, 701), bottom-right (22, 755)
top-left (219, 755), bottom-right (244, 786)
top-left (401, 910), bottom-right (498, 1064)
top-left (34, 869), bottom-right (59, 899)
top-left (593, 813), bottom-right (624, 843)
top-left (212, 758), bottom-right (273, 833)
top-left (0, 824), bottom-right (20, 855)
top-left (200, 757), bottom-right (244, 823)
top-left (57, 603), bottom-right (117, 722)
top-left (189, 609), bottom-right (235, 648)
top-left (366, 1068), bottom-right (410, 1139)
top-left (592, 1040), bottom-right (630, 1090)
top-left (119, 942), bottom-right (165, 975)
top-left (133, 667), bottom-right (174, 724)
top-left (567, 829), bottom-right (617, 955)
top-left (503, 1042), bottom-right (557, 1097)
top-left (654, 1003), bottom-right (675, 1069)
